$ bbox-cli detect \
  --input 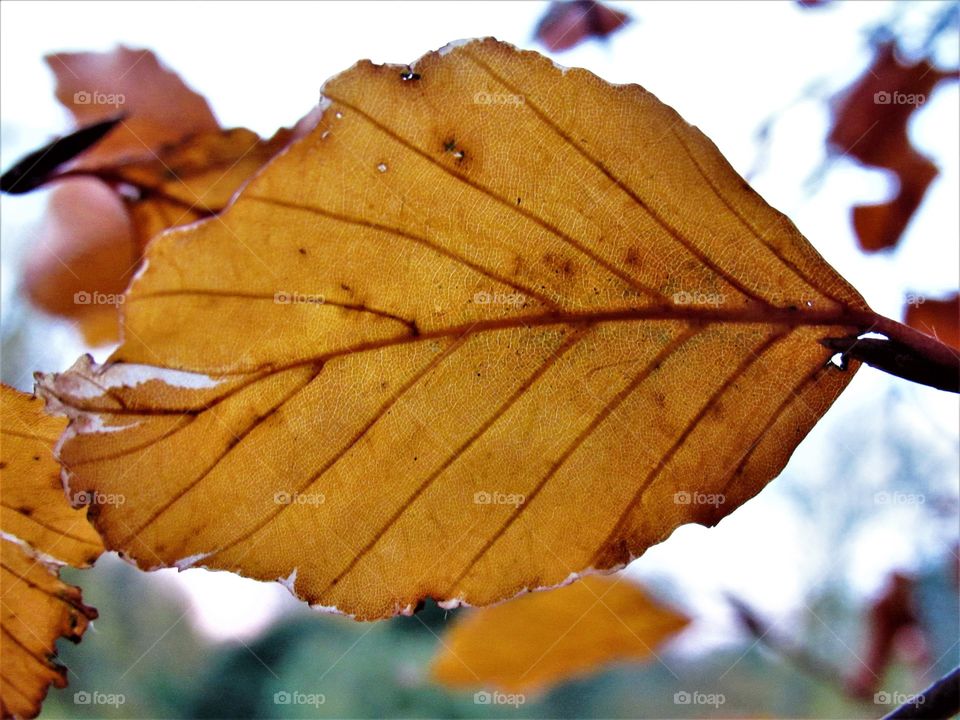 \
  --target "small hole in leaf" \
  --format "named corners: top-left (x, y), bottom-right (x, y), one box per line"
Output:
top-left (400, 71), bottom-right (421, 81)
top-left (377, 163), bottom-right (388, 173)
